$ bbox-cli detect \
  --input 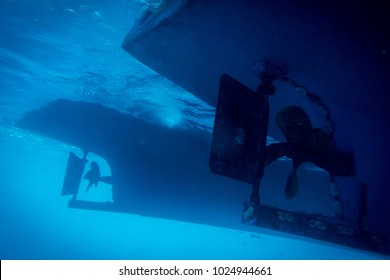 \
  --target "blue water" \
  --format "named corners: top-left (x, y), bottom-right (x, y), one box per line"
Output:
top-left (0, 0), bottom-right (387, 259)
